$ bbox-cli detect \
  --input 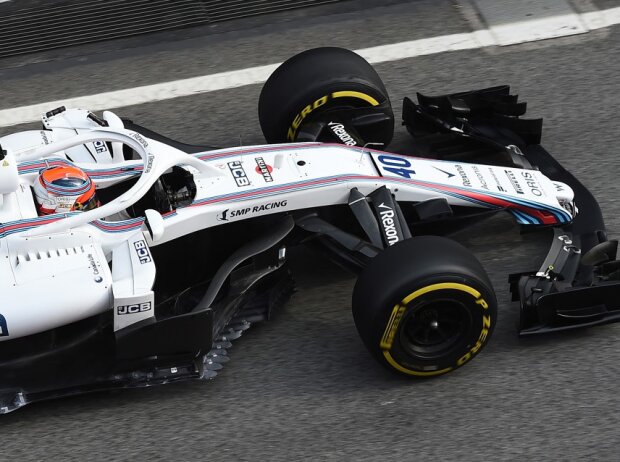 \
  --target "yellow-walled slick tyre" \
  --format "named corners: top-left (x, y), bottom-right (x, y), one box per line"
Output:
top-left (258, 47), bottom-right (394, 146)
top-left (352, 236), bottom-right (497, 377)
